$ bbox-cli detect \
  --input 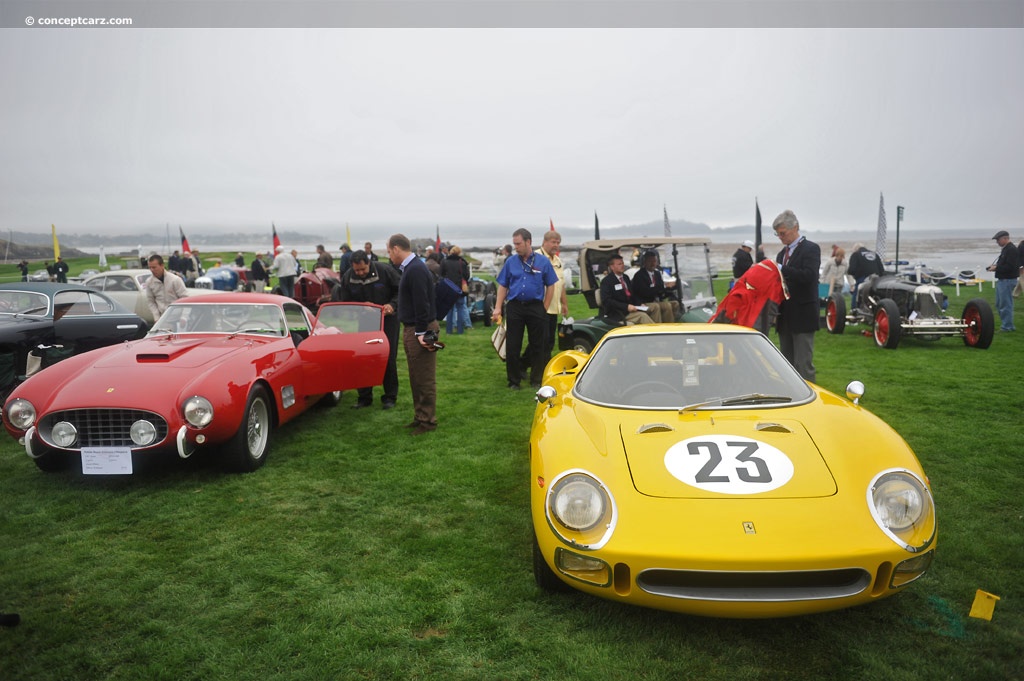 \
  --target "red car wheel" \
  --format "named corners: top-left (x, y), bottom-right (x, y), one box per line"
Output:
top-left (226, 386), bottom-right (274, 472)
top-left (962, 298), bottom-right (995, 349)
top-left (873, 299), bottom-right (901, 349)
top-left (826, 294), bottom-right (846, 334)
